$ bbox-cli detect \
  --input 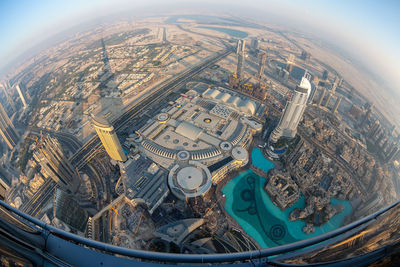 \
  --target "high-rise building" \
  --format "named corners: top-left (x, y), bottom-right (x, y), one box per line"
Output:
top-left (270, 75), bottom-right (311, 142)
top-left (236, 39), bottom-right (246, 81)
top-left (0, 82), bottom-right (16, 113)
top-left (0, 102), bottom-right (19, 150)
top-left (332, 96), bottom-right (342, 113)
top-left (257, 52), bottom-right (267, 79)
top-left (318, 88), bottom-right (326, 106)
top-left (368, 120), bottom-right (380, 138)
top-left (92, 116), bottom-right (127, 162)
top-left (0, 167), bottom-right (12, 201)
top-left (285, 54), bottom-right (294, 73)
top-left (15, 84), bottom-right (27, 109)
top-left (308, 86), bottom-right (317, 104)
top-left (250, 38), bottom-right (258, 50)
top-left (53, 188), bottom-right (89, 232)
top-left (300, 50), bottom-right (311, 61)
top-left (322, 69), bottom-right (329, 80)
top-left (361, 103), bottom-right (373, 126)
top-left (324, 76), bottom-right (339, 107)
top-left (33, 135), bottom-right (80, 193)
